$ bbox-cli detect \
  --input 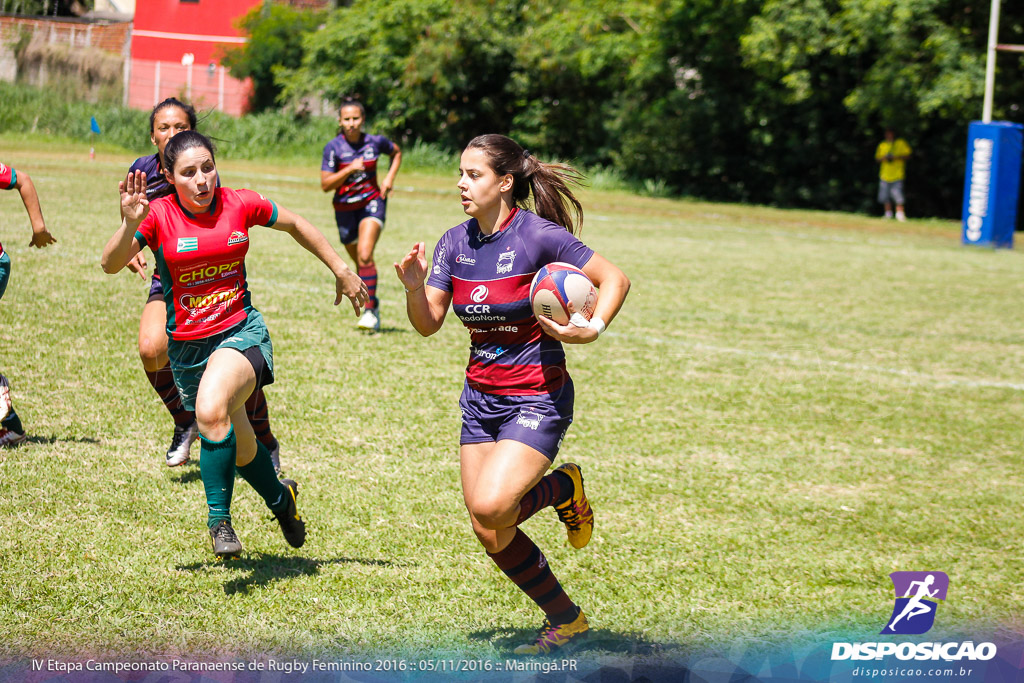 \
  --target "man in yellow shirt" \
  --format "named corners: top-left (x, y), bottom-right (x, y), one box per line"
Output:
top-left (875, 128), bottom-right (912, 221)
